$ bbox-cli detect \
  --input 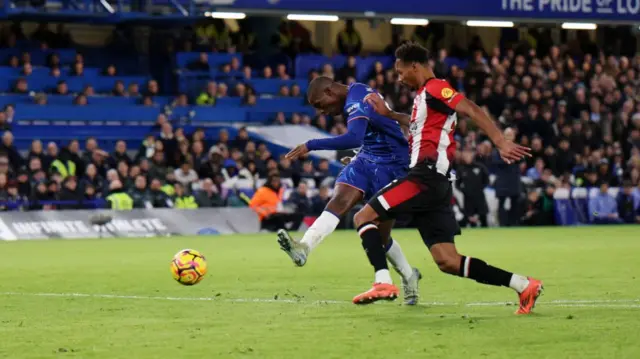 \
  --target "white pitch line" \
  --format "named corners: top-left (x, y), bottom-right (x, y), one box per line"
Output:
top-left (1, 292), bottom-right (640, 309)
